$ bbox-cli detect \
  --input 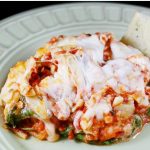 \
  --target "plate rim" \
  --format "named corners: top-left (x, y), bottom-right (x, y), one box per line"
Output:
top-left (0, 2), bottom-right (150, 27)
